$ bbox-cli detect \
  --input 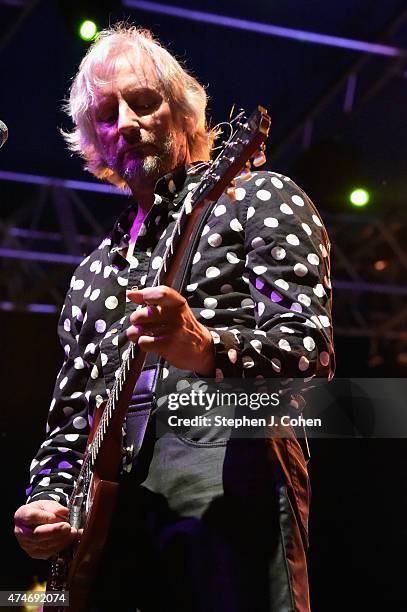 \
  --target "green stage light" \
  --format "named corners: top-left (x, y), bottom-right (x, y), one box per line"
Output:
top-left (349, 188), bottom-right (370, 207)
top-left (79, 20), bottom-right (98, 41)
